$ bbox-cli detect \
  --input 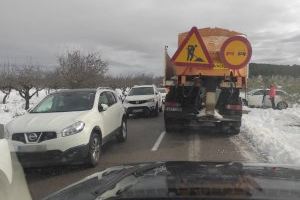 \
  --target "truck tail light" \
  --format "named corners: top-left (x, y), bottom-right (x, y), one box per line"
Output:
top-left (165, 102), bottom-right (181, 107)
top-left (226, 104), bottom-right (242, 111)
top-left (165, 102), bottom-right (182, 112)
